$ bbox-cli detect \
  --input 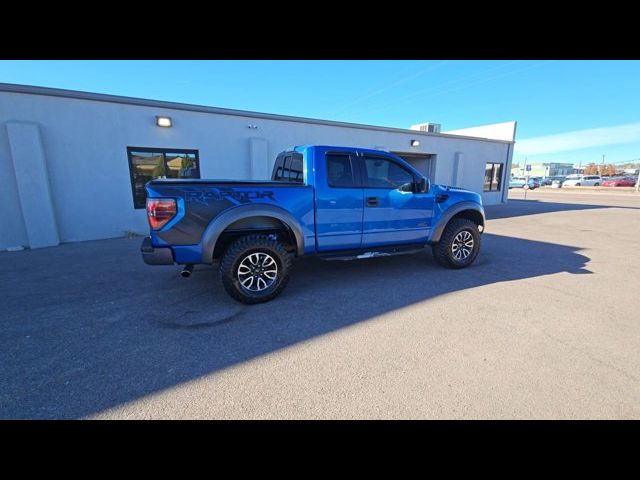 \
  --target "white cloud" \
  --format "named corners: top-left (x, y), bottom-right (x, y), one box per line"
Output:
top-left (516, 122), bottom-right (640, 155)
